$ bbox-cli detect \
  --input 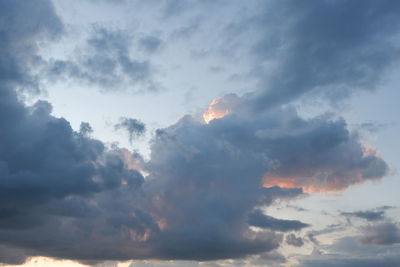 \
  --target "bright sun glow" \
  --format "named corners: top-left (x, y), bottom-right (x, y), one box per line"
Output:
top-left (203, 97), bottom-right (233, 123)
